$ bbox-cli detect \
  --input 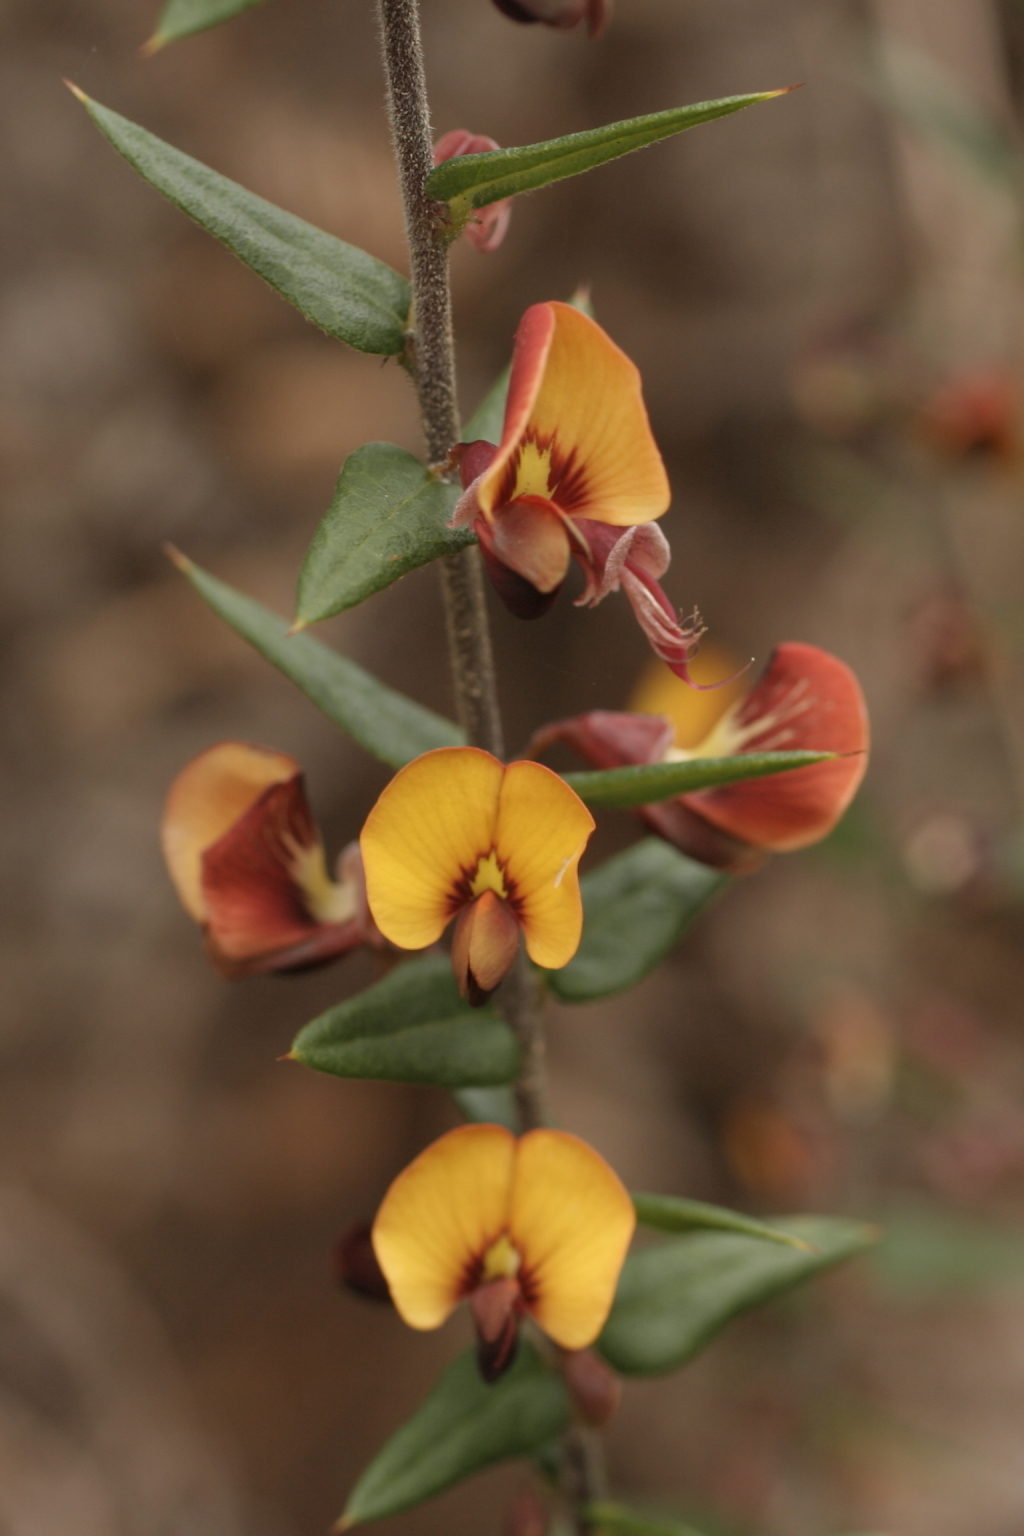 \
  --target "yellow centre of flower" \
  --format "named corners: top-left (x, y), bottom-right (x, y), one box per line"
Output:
top-left (469, 849), bottom-right (509, 900)
top-left (511, 439), bottom-right (554, 500)
top-left (481, 1231), bottom-right (521, 1282)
